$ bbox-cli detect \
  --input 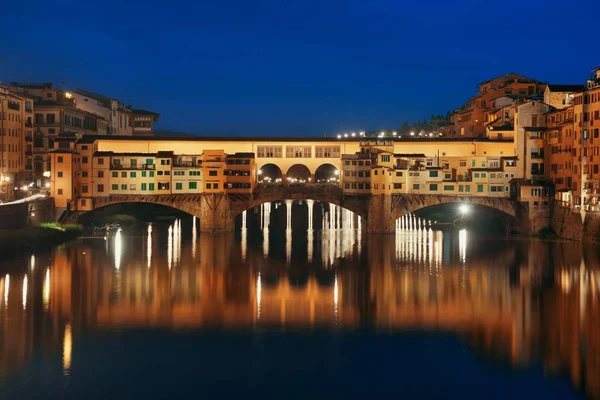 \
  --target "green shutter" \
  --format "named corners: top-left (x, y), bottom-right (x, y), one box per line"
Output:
top-left (112, 171), bottom-right (118, 177)
top-left (130, 172), bottom-right (136, 178)
top-left (149, 171), bottom-right (154, 177)
top-left (149, 183), bottom-right (155, 190)
top-left (477, 184), bottom-right (484, 192)
top-left (189, 182), bottom-right (197, 189)
top-left (142, 171), bottom-right (146, 177)
top-left (176, 182), bottom-right (182, 190)
top-left (111, 184), bottom-right (118, 191)
top-left (146, 159), bottom-right (153, 165)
